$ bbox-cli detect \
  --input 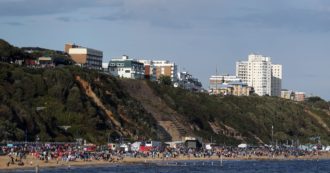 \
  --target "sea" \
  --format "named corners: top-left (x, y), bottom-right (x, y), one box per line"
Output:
top-left (1, 160), bottom-right (329, 173)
